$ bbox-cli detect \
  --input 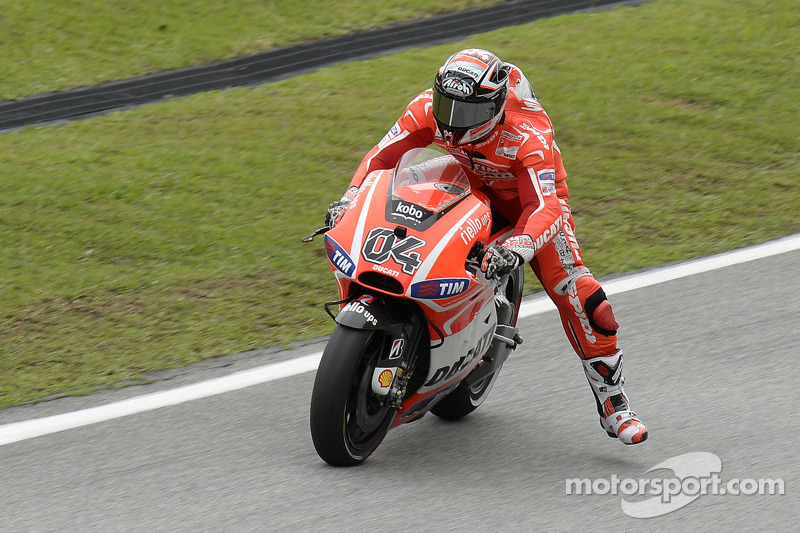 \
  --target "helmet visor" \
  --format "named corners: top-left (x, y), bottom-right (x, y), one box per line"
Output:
top-left (432, 90), bottom-right (501, 130)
